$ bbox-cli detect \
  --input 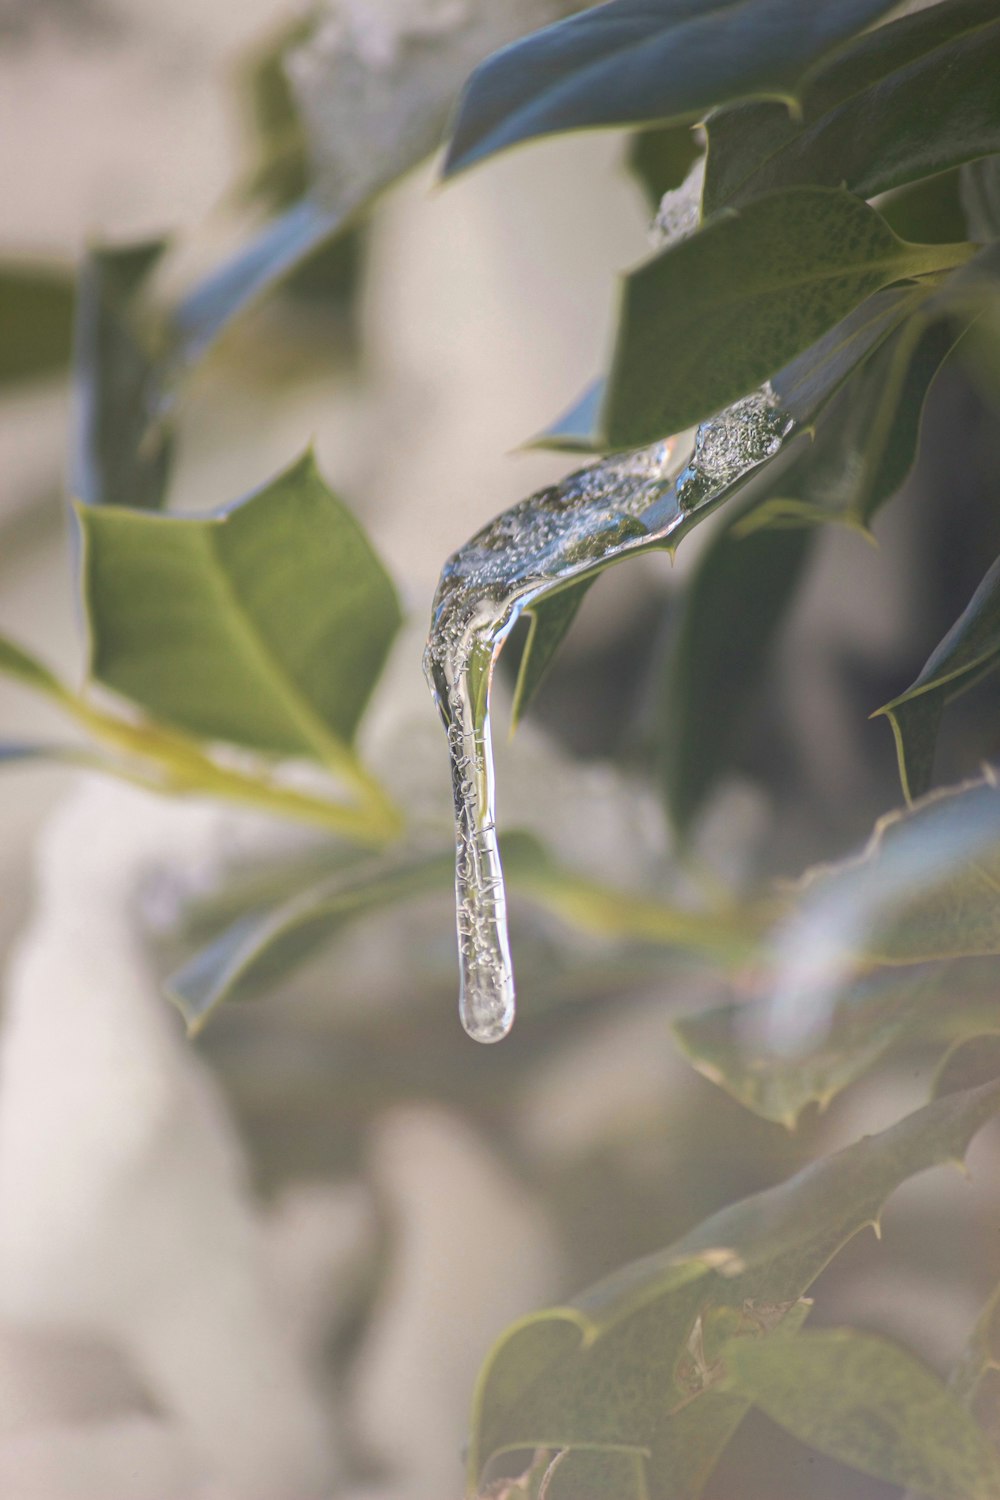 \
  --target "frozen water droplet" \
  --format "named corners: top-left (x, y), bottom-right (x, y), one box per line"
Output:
top-left (425, 386), bottom-right (797, 1039)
